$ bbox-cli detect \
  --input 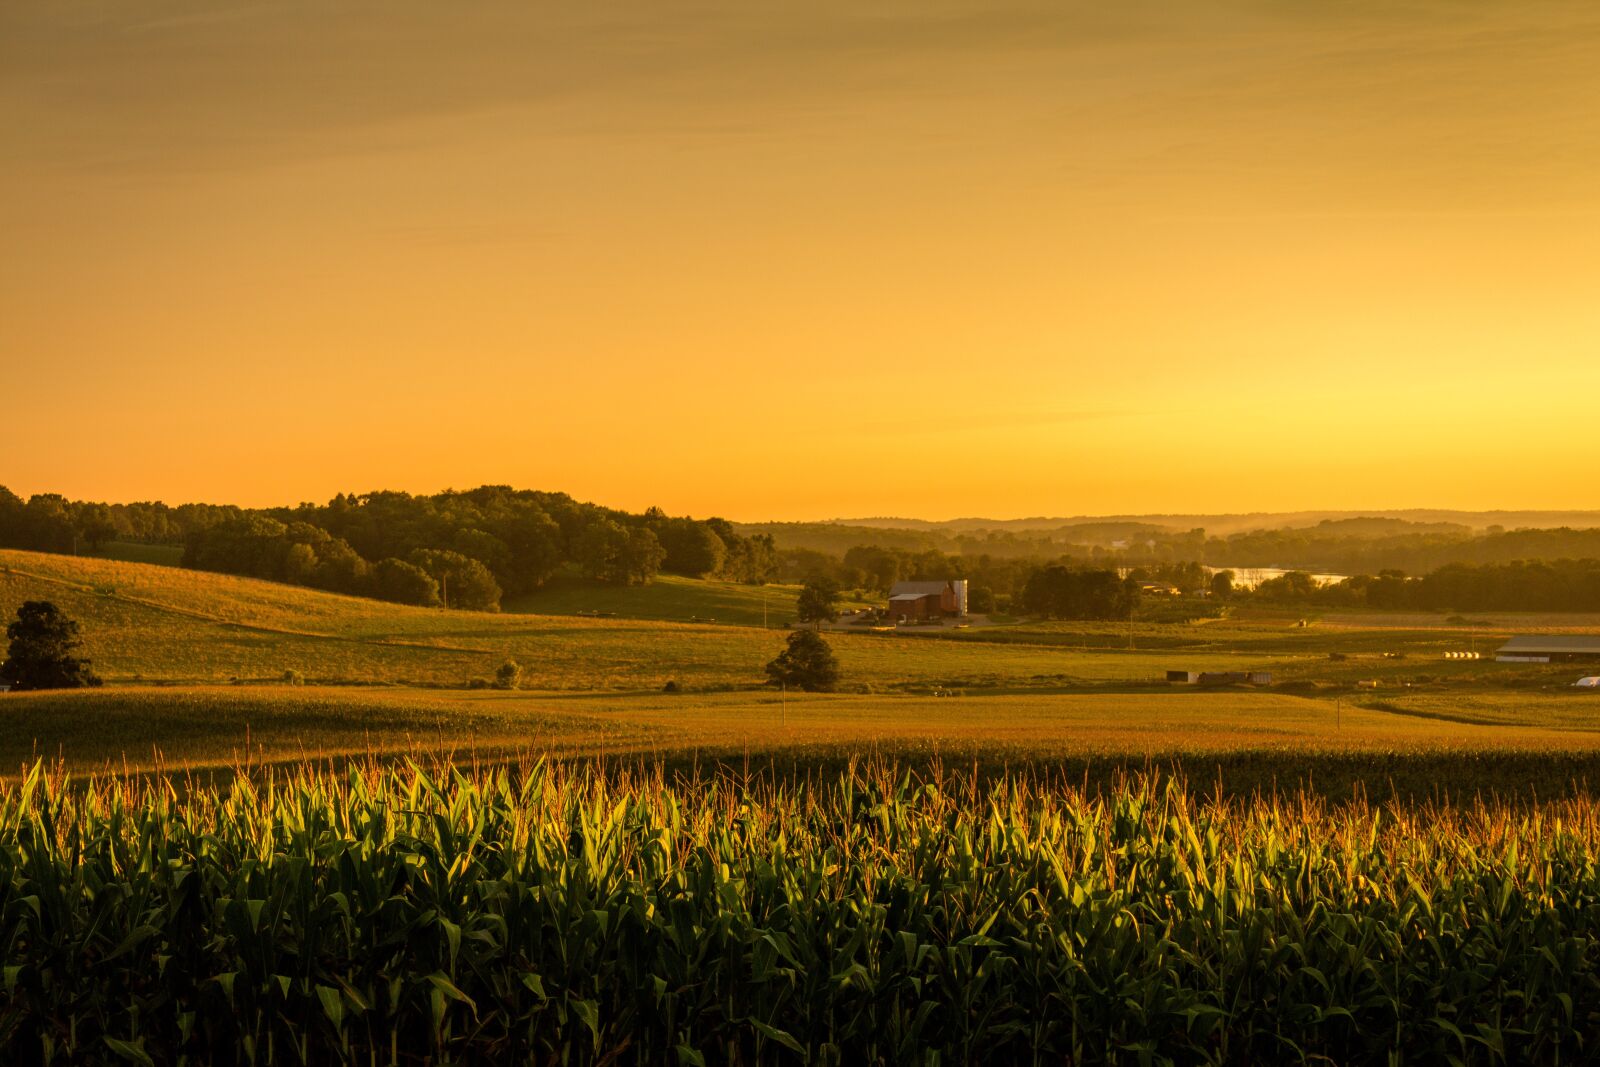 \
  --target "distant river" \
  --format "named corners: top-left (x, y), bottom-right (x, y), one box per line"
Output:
top-left (1203, 565), bottom-right (1348, 590)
